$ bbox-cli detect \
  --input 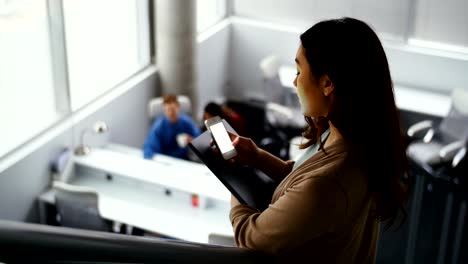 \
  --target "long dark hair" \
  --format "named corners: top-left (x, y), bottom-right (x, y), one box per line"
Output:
top-left (299, 17), bottom-right (409, 227)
